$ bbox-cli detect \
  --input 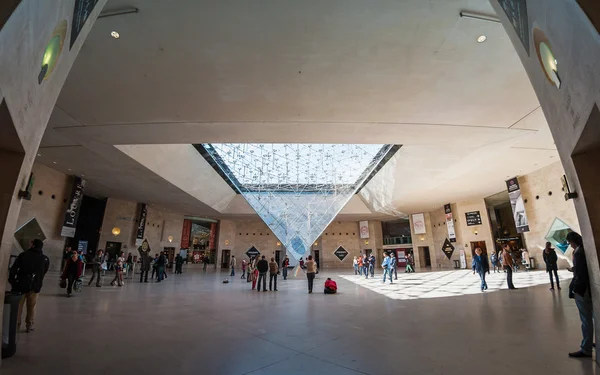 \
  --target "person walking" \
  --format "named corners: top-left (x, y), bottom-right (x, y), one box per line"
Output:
top-left (151, 254), bottom-right (159, 280)
top-left (251, 256), bottom-right (259, 288)
top-left (353, 256), bottom-right (359, 275)
top-left (282, 257), bottom-right (290, 280)
top-left (382, 253), bottom-right (393, 284)
top-left (390, 252), bottom-right (398, 280)
top-left (472, 248), bottom-right (490, 292)
top-left (543, 242), bottom-right (560, 291)
top-left (88, 249), bottom-right (105, 287)
top-left (299, 257), bottom-right (305, 269)
top-left (357, 255), bottom-right (364, 276)
top-left (175, 253), bottom-right (184, 274)
top-left (363, 254), bottom-right (369, 278)
top-left (269, 257), bottom-right (279, 291)
top-left (9, 239), bottom-right (50, 333)
top-left (230, 255), bottom-right (237, 277)
top-left (256, 255), bottom-right (269, 292)
top-left (110, 251), bottom-right (125, 287)
top-left (490, 251), bottom-right (501, 273)
top-left (369, 253), bottom-right (376, 278)
top-left (241, 259), bottom-right (247, 279)
top-left (502, 245), bottom-right (517, 290)
top-left (203, 254), bottom-right (210, 271)
top-left (126, 252), bottom-right (133, 274)
top-left (138, 240), bottom-right (152, 283)
top-left (156, 251), bottom-right (167, 282)
top-left (522, 248), bottom-right (531, 271)
top-left (566, 232), bottom-right (593, 358)
top-left (61, 250), bottom-right (83, 297)
top-left (305, 255), bottom-right (317, 293)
